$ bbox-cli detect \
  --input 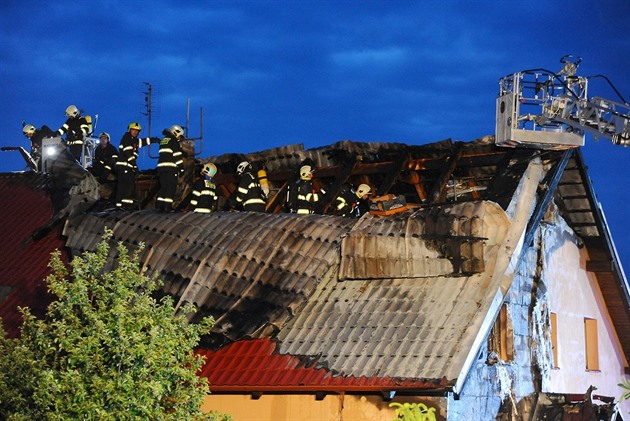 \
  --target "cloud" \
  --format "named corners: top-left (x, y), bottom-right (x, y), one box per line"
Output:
top-left (331, 46), bottom-right (408, 68)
